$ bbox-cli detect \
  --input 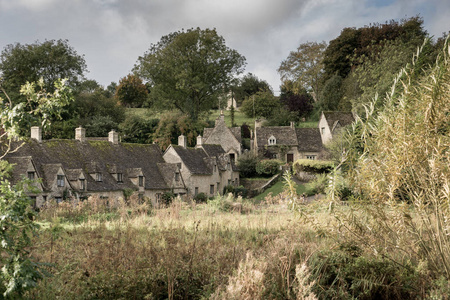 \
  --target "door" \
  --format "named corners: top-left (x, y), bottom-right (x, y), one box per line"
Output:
top-left (287, 153), bottom-right (294, 163)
